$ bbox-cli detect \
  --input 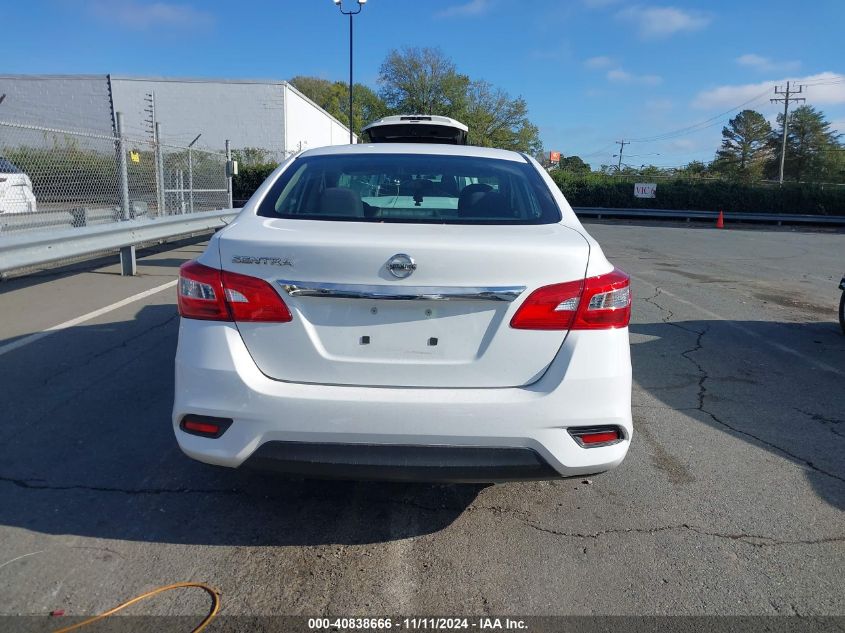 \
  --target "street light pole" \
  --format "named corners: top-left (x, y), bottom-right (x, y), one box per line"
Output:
top-left (333, 0), bottom-right (366, 144)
